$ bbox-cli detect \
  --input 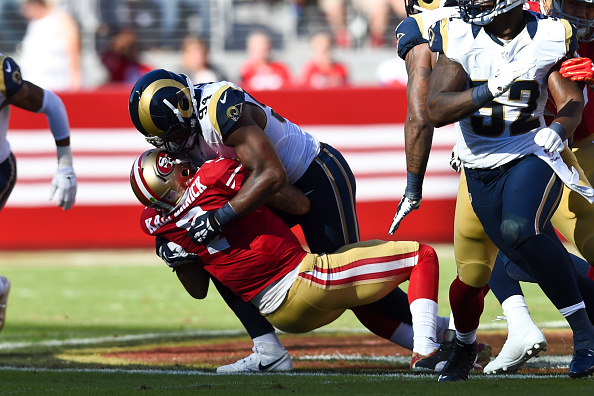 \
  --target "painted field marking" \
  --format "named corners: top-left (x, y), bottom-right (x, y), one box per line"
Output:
top-left (0, 365), bottom-right (572, 379)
